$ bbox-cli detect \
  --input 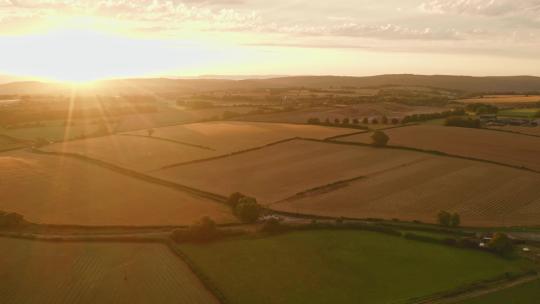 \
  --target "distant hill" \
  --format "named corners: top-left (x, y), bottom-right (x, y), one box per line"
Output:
top-left (1, 74), bottom-right (540, 95)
